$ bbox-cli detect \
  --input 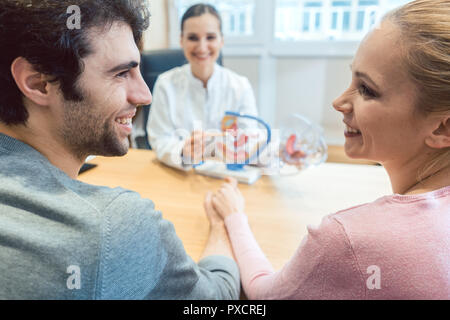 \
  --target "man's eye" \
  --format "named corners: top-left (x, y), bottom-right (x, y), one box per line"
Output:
top-left (188, 36), bottom-right (198, 41)
top-left (116, 70), bottom-right (130, 78)
top-left (207, 36), bottom-right (217, 41)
